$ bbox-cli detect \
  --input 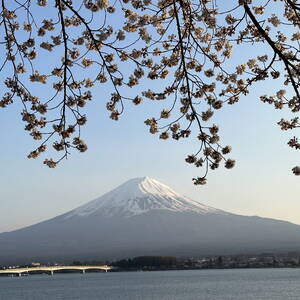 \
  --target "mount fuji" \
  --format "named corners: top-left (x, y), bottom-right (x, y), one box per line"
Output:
top-left (65, 177), bottom-right (225, 218)
top-left (1, 177), bottom-right (300, 264)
